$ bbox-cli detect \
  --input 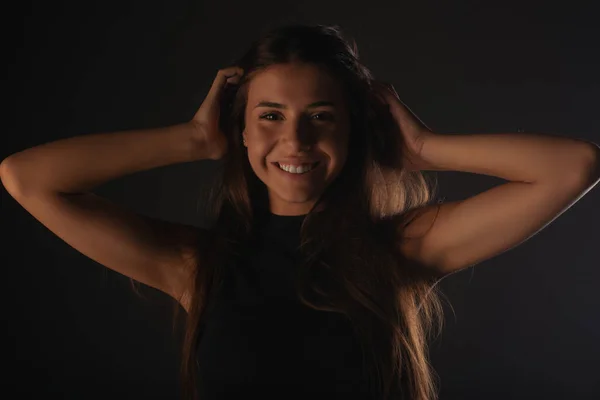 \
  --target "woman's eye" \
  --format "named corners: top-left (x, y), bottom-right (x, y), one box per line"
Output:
top-left (259, 112), bottom-right (334, 121)
top-left (260, 113), bottom-right (280, 121)
top-left (312, 112), bottom-right (333, 121)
